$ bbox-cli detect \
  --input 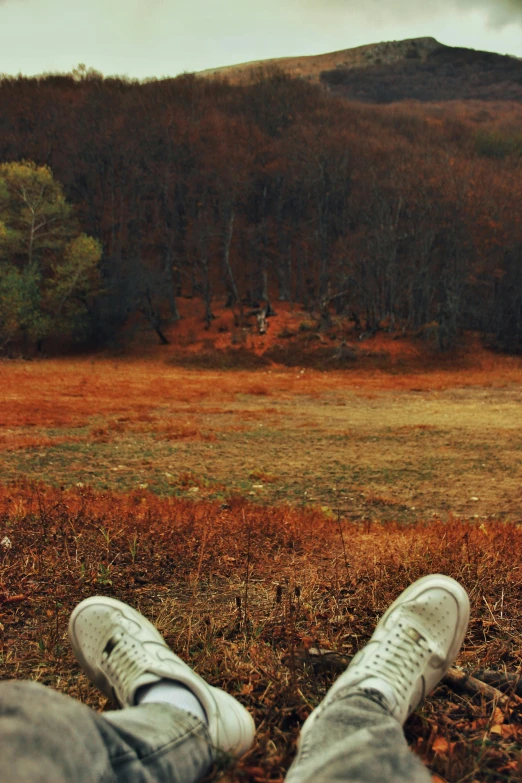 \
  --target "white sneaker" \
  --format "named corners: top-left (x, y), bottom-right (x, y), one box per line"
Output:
top-left (302, 574), bottom-right (470, 732)
top-left (68, 596), bottom-right (256, 757)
